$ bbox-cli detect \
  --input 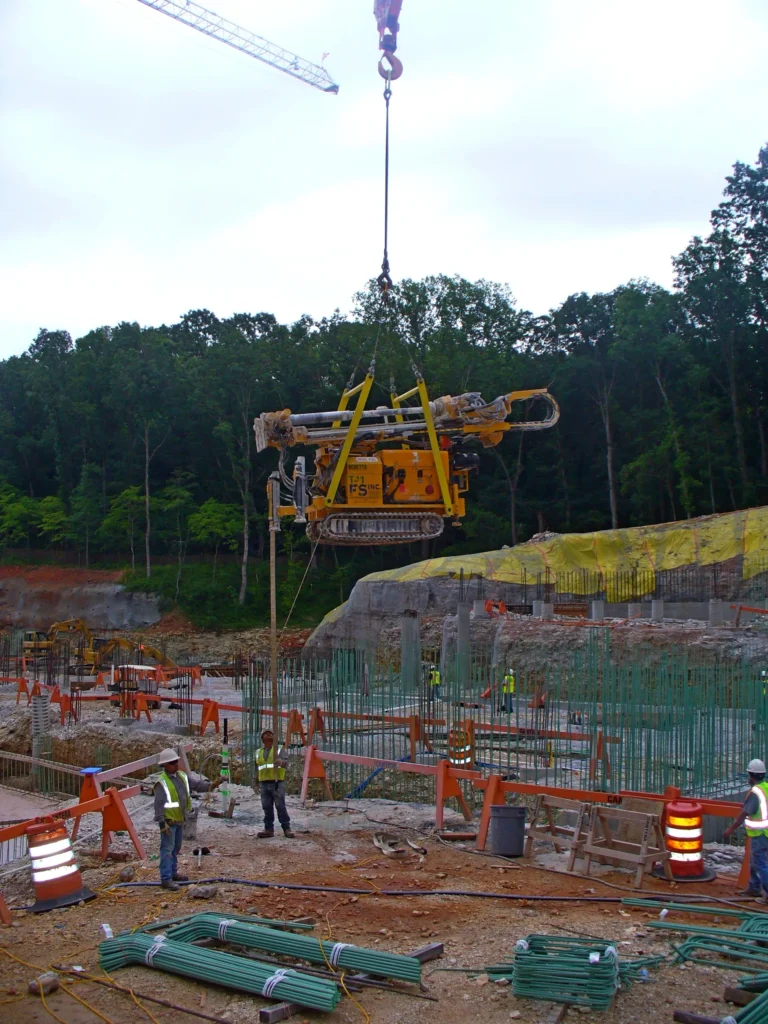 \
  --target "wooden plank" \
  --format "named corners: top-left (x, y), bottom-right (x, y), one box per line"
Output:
top-left (258, 1003), bottom-right (300, 1024)
top-left (724, 986), bottom-right (758, 1007)
top-left (672, 1014), bottom-right (719, 1024)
